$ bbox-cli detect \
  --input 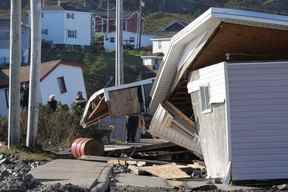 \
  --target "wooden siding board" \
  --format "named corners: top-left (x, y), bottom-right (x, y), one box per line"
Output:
top-left (227, 61), bottom-right (288, 181)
